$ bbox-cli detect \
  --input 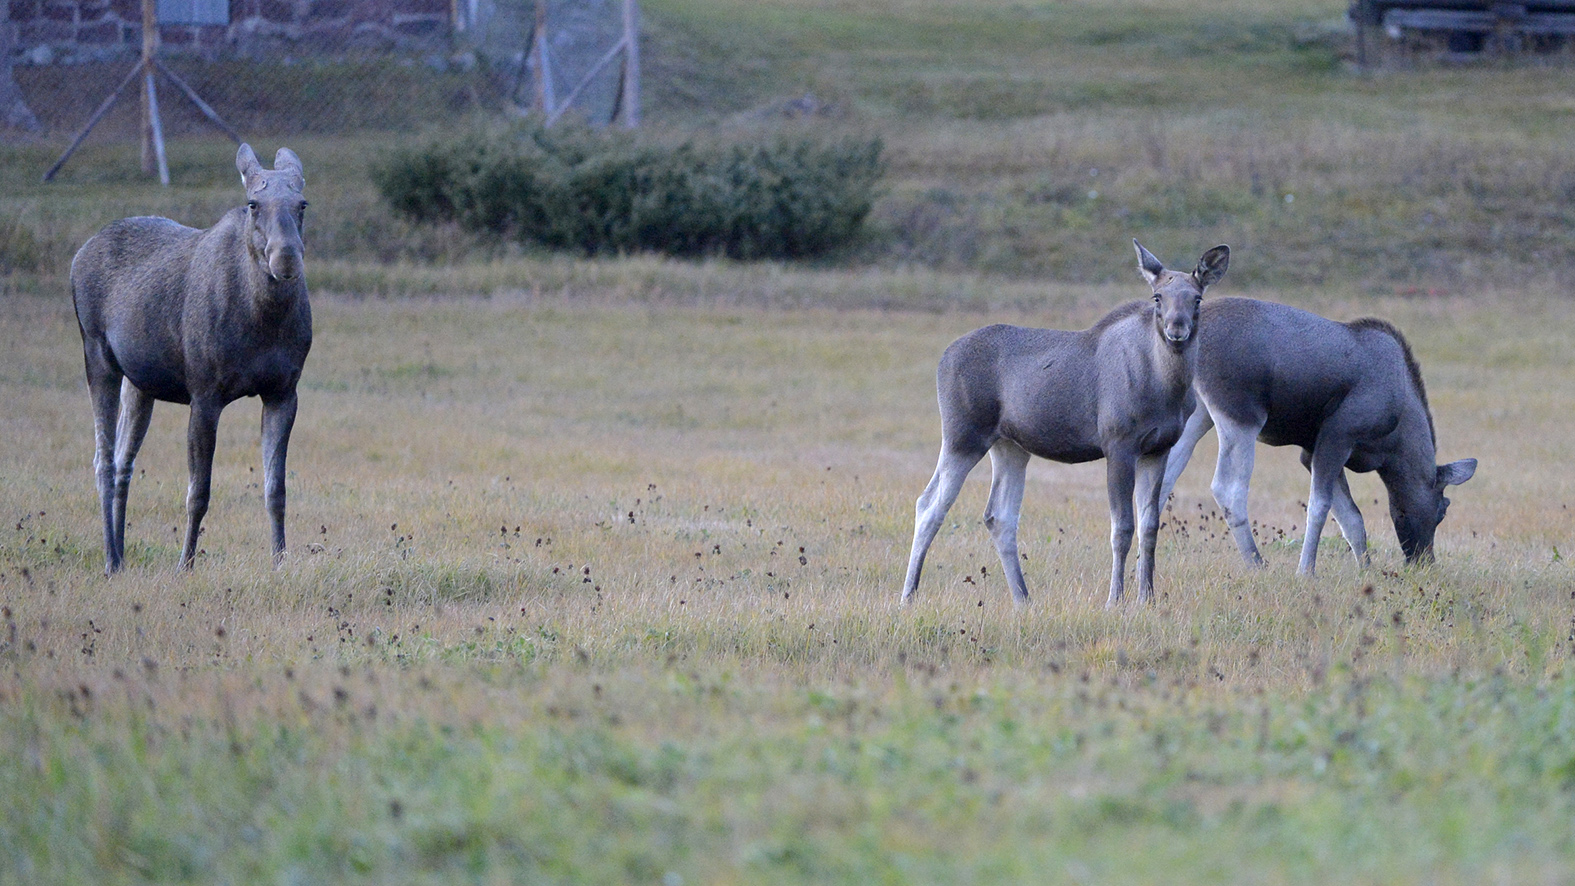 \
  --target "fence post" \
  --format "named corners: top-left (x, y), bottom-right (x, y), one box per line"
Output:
top-left (621, 0), bottom-right (640, 128)
top-left (534, 1), bottom-right (557, 116)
